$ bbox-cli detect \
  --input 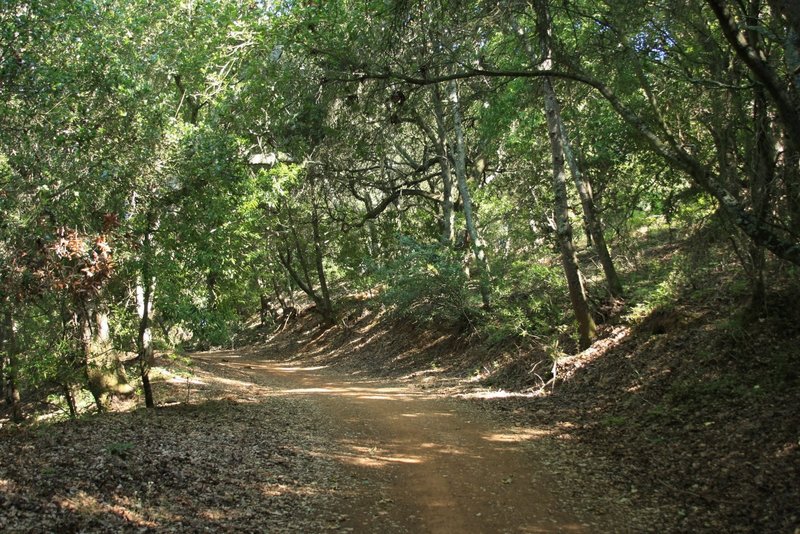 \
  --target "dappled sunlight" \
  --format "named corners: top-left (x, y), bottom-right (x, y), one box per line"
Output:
top-left (273, 365), bottom-right (329, 372)
top-left (57, 491), bottom-right (161, 528)
top-left (459, 389), bottom-right (543, 399)
top-left (327, 443), bottom-right (424, 468)
top-left (272, 383), bottom-right (430, 402)
top-left (555, 326), bottom-right (632, 382)
top-left (344, 330), bottom-right (390, 352)
top-left (166, 376), bottom-right (206, 386)
top-left (397, 411), bottom-right (454, 418)
top-left (259, 483), bottom-right (328, 498)
top-left (483, 428), bottom-right (555, 443)
top-left (202, 375), bottom-right (262, 390)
